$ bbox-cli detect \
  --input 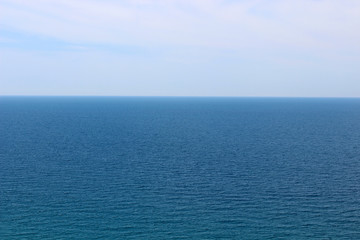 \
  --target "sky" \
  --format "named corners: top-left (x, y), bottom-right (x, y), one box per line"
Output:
top-left (0, 0), bottom-right (359, 97)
